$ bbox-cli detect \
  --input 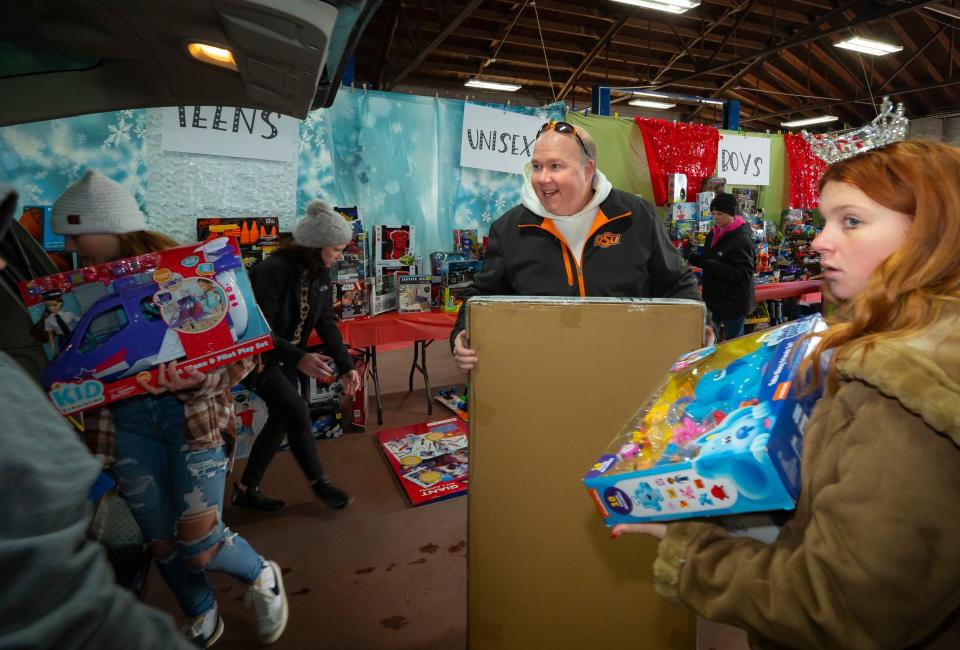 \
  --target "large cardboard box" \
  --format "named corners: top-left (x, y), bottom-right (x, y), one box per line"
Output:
top-left (466, 296), bottom-right (705, 649)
